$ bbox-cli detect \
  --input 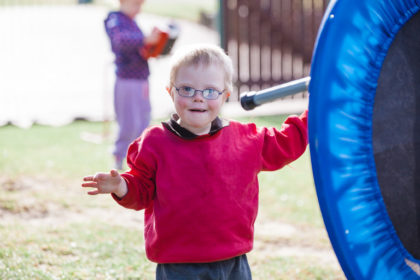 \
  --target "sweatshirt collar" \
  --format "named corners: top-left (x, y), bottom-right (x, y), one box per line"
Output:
top-left (163, 114), bottom-right (229, 140)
